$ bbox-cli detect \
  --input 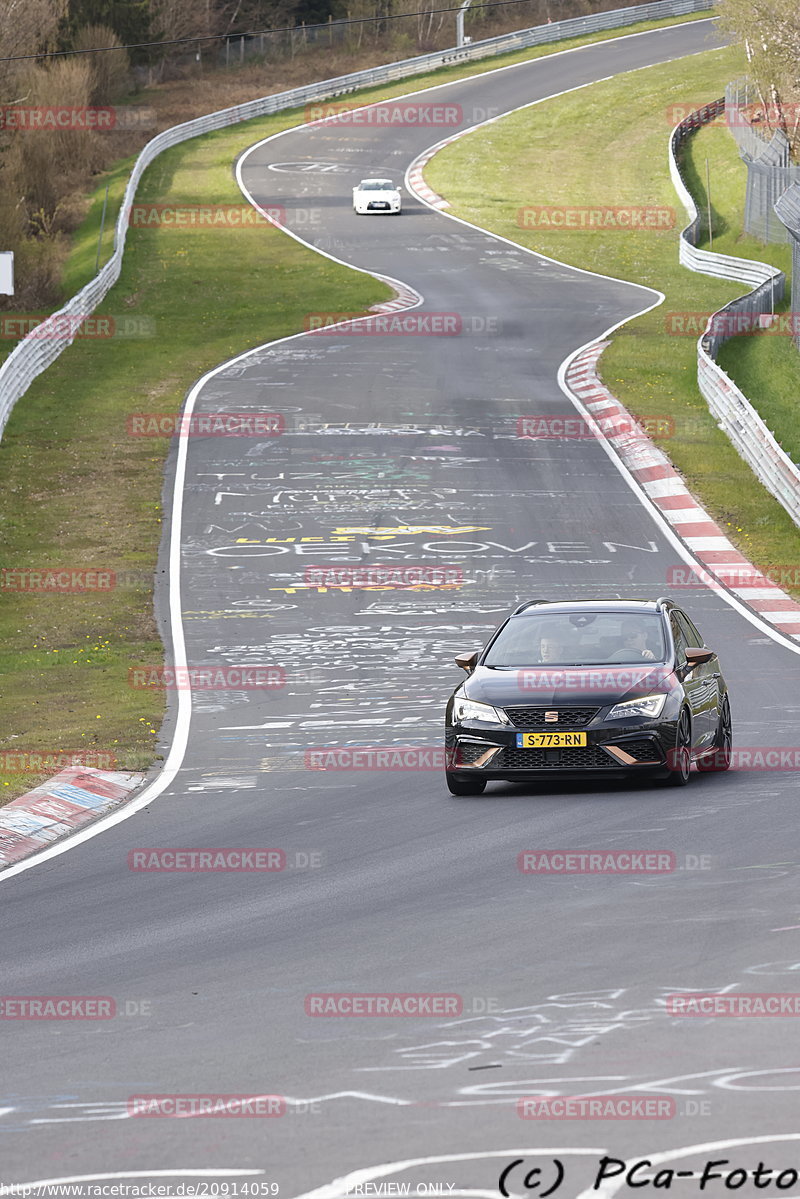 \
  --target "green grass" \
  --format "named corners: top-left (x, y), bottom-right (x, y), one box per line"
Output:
top-left (425, 43), bottom-right (800, 587)
top-left (718, 331), bottom-right (800, 466)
